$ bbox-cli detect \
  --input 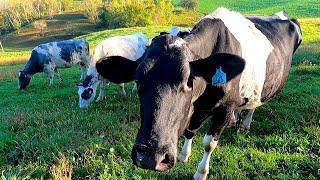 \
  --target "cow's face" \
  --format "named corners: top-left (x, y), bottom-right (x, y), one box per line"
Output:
top-left (78, 75), bottom-right (98, 108)
top-left (132, 35), bottom-right (195, 171)
top-left (18, 71), bottom-right (32, 89)
top-left (131, 35), bottom-right (246, 172)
